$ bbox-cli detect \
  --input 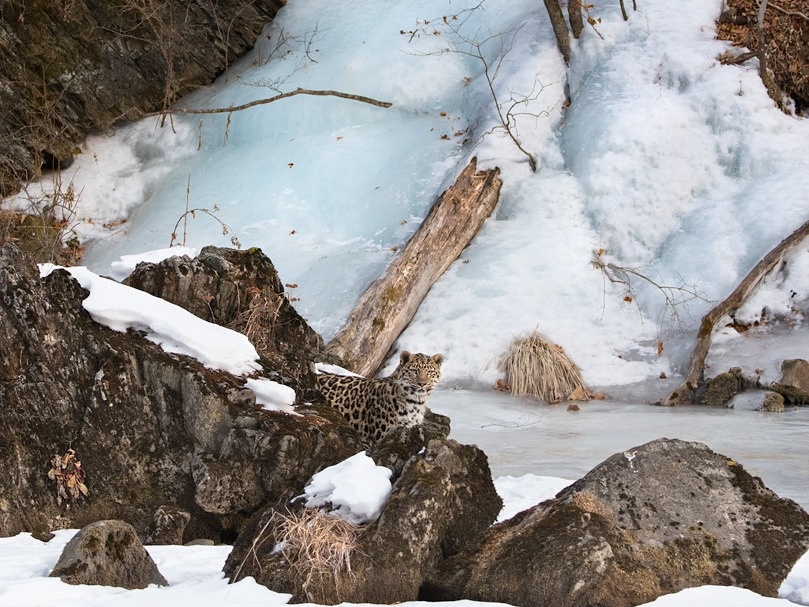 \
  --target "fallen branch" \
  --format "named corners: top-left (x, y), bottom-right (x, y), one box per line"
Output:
top-left (147, 88), bottom-right (392, 117)
top-left (662, 218), bottom-right (809, 406)
top-left (326, 158), bottom-right (502, 376)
